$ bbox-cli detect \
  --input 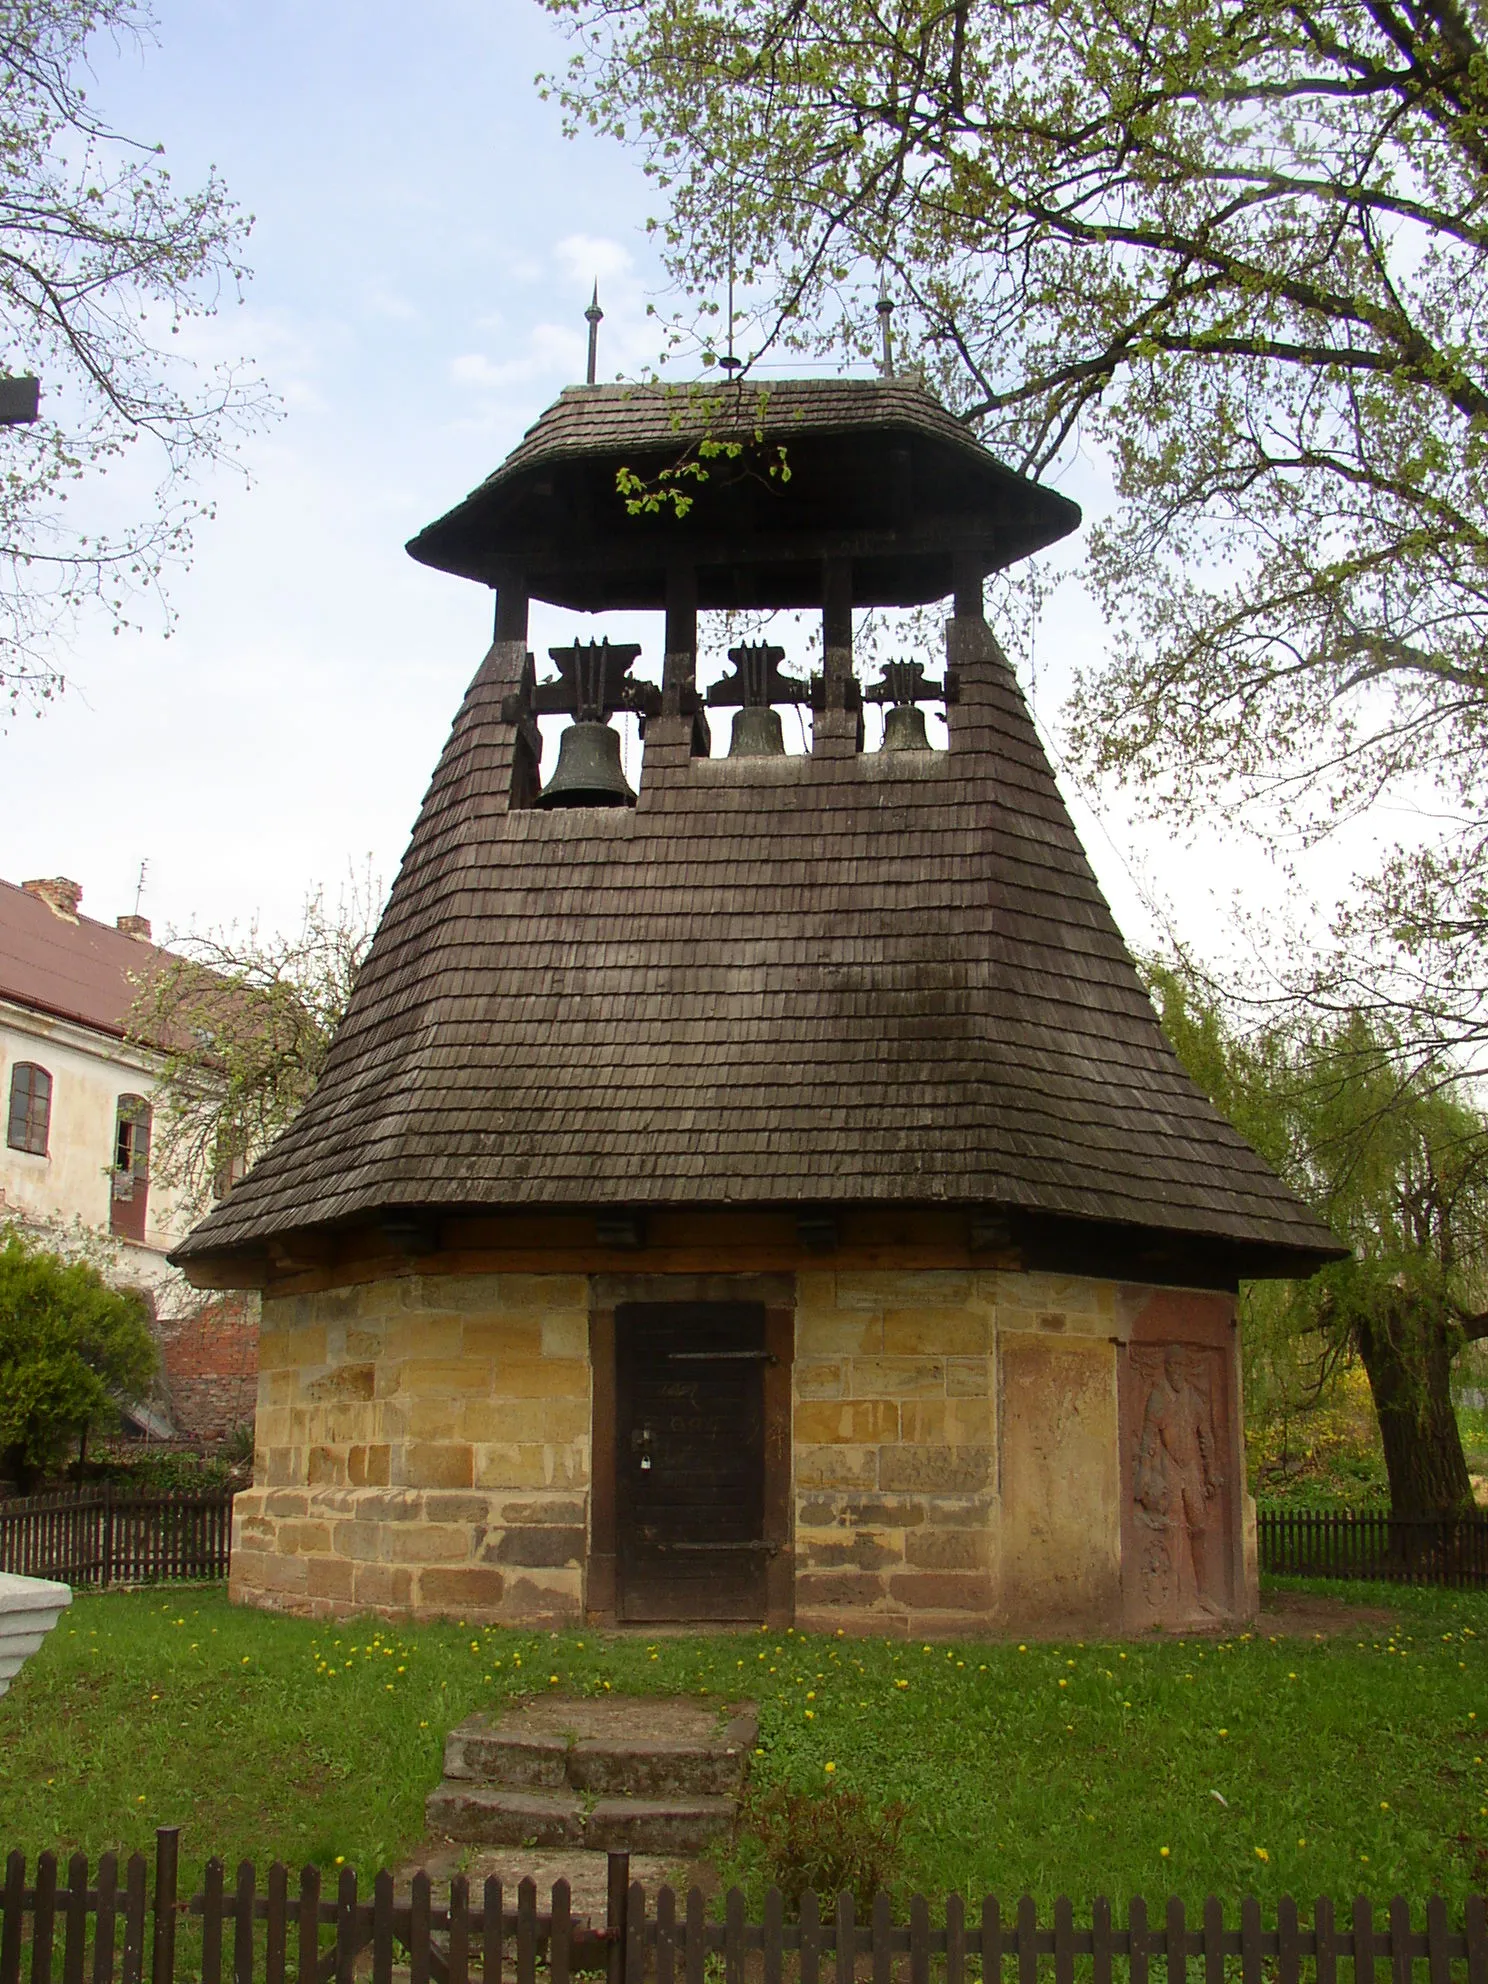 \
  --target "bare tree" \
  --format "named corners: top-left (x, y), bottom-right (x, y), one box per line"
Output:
top-left (1, 0), bottom-right (272, 708)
